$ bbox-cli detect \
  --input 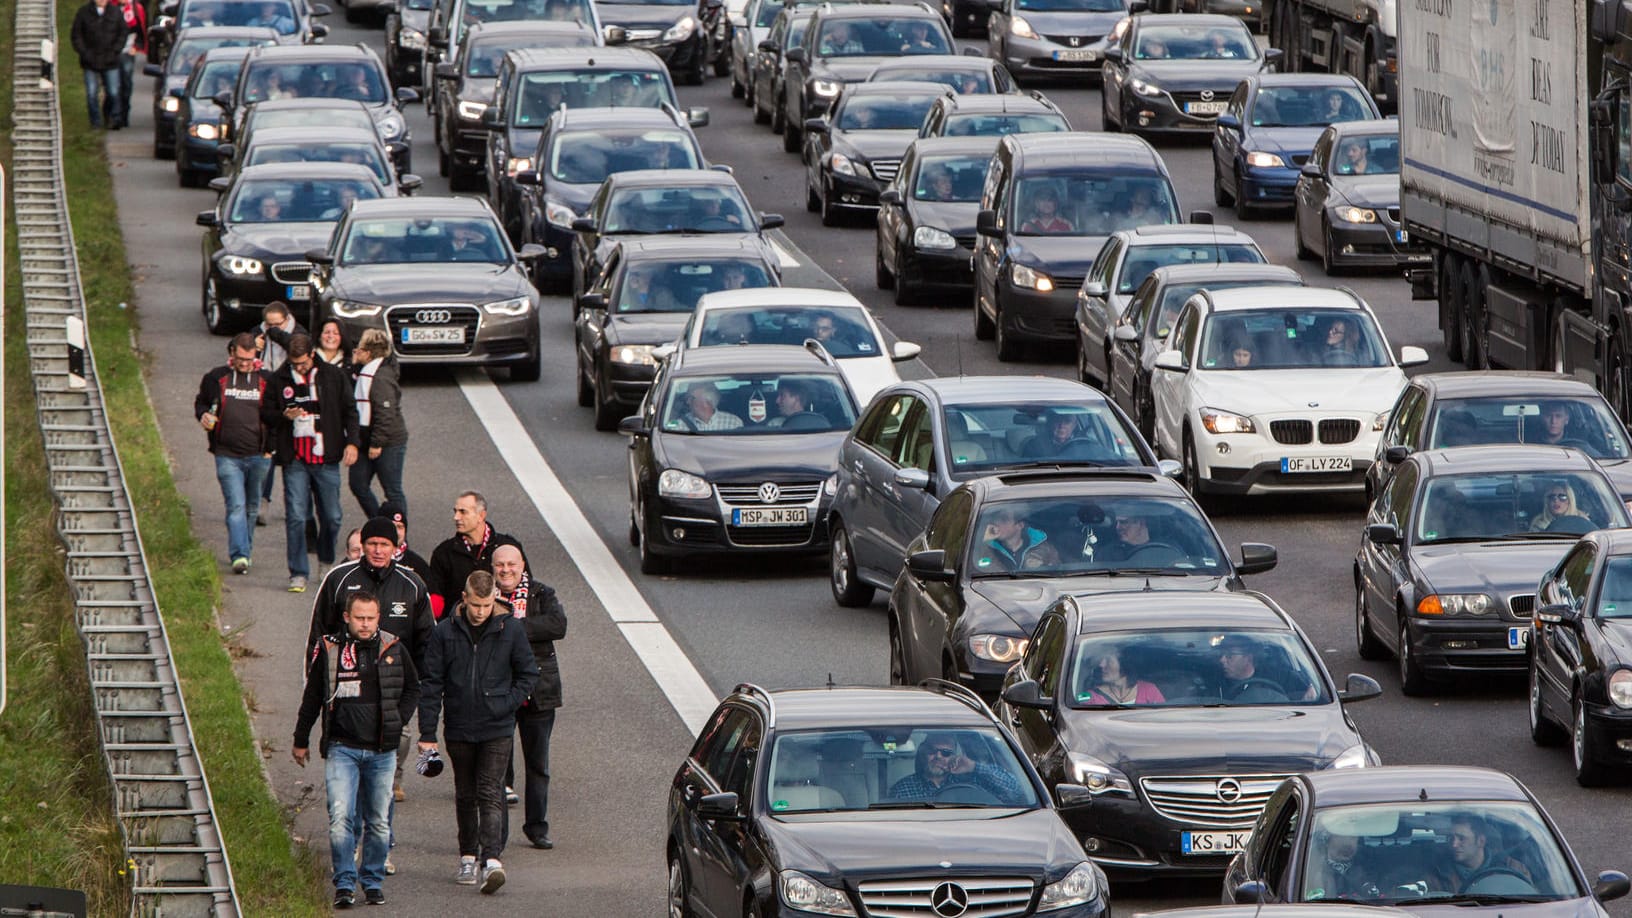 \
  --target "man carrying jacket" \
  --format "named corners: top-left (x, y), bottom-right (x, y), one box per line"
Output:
top-left (70, 0), bottom-right (129, 128)
top-left (418, 571), bottom-right (538, 895)
top-left (492, 544), bottom-right (565, 849)
top-left (194, 332), bottom-right (281, 573)
top-left (293, 591), bottom-right (419, 909)
top-left (274, 334), bottom-right (359, 593)
top-left (427, 490), bottom-right (525, 617)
